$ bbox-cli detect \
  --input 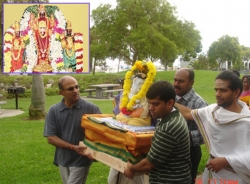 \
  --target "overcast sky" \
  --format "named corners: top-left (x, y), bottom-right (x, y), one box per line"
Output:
top-left (50, 0), bottom-right (250, 54)
top-left (167, 0), bottom-right (250, 53)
